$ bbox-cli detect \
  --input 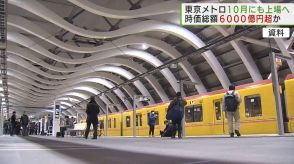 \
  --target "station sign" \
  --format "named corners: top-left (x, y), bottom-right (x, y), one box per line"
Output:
top-left (55, 104), bottom-right (60, 119)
